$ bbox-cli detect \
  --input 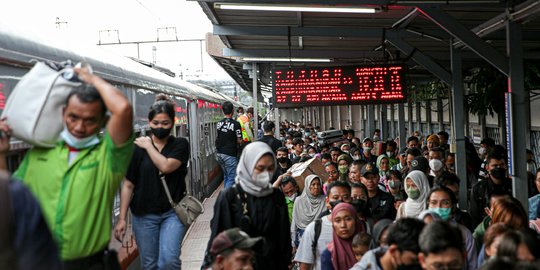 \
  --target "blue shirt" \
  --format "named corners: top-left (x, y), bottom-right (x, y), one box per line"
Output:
top-left (528, 194), bottom-right (540, 220)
